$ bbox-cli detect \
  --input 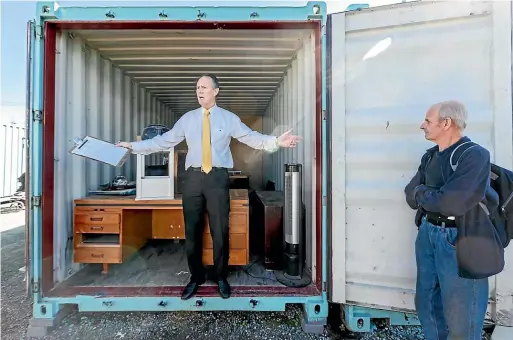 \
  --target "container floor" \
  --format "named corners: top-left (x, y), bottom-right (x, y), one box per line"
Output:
top-left (48, 240), bottom-right (319, 297)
